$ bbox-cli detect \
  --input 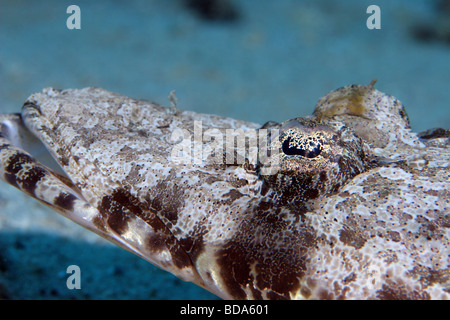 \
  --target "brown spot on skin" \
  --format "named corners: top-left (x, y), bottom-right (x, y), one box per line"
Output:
top-left (125, 164), bottom-right (143, 185)
top-left (146, 232), bottom-right (168, 252)
top-left (19, 166), bottom-right (47, 195)
top-left (148, 181), bottom-right (185, 224)
top-left (336, 286), bottom-right (352, 300)
top-left (439, 214), bottom-right (450, 228)
top-left (409, 266), bottom-right (450, 288)
top-left (318, 289), bottom-right (333, 300)
top-left (98, 187), bottom-right (194, 270)
top-left (217, 201), bottom-right (316, 299)
top-left (424, 189), bottom-right (444, 197)
top-left (387, 231), bottom-right (401, 242)
top-left (343, 272), bottom-right (357, 285)
top-left (205, 175), bottom-right (221, 185)
top-left (55, 148), bottom-right (70, 166)
top-left (229, 178), bottom-right (248, 188)
top-left (376, 284), bottom-right (430, 300)
top-left (221, 189), bottom-right (244, 205)
top-left (339, 227), bottom-right (366, 249)
top-left (339, 191), bottom-right (351, 197)
top-left (147, 232), bottom-right (194, 270)
top-left (5, 153), bottom-right (33, 175)
top-left (91, 214), bottom-right (107, 233)
top-left (53, 192), bottom-right (76, 211)
top-left (414, 215), bottom-right (446, 241)
top-left (98, 188), bottom-right (138, 234)
top-left (259, 180), bottom-right (270, 196)
top-left (4, 153), bottom-right (46, 195)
